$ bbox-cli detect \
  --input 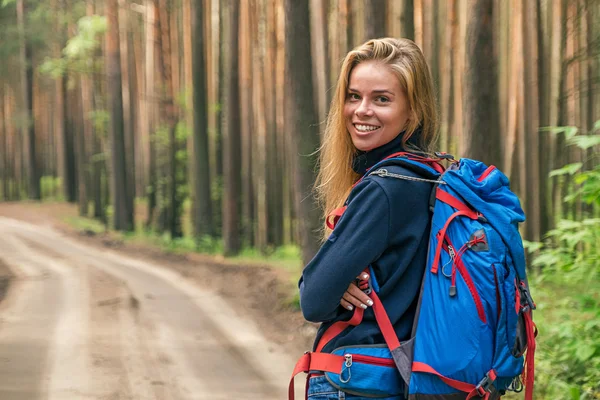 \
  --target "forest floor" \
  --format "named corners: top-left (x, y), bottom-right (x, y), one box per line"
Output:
top-left (0, 201), bottom-right (316, 399)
